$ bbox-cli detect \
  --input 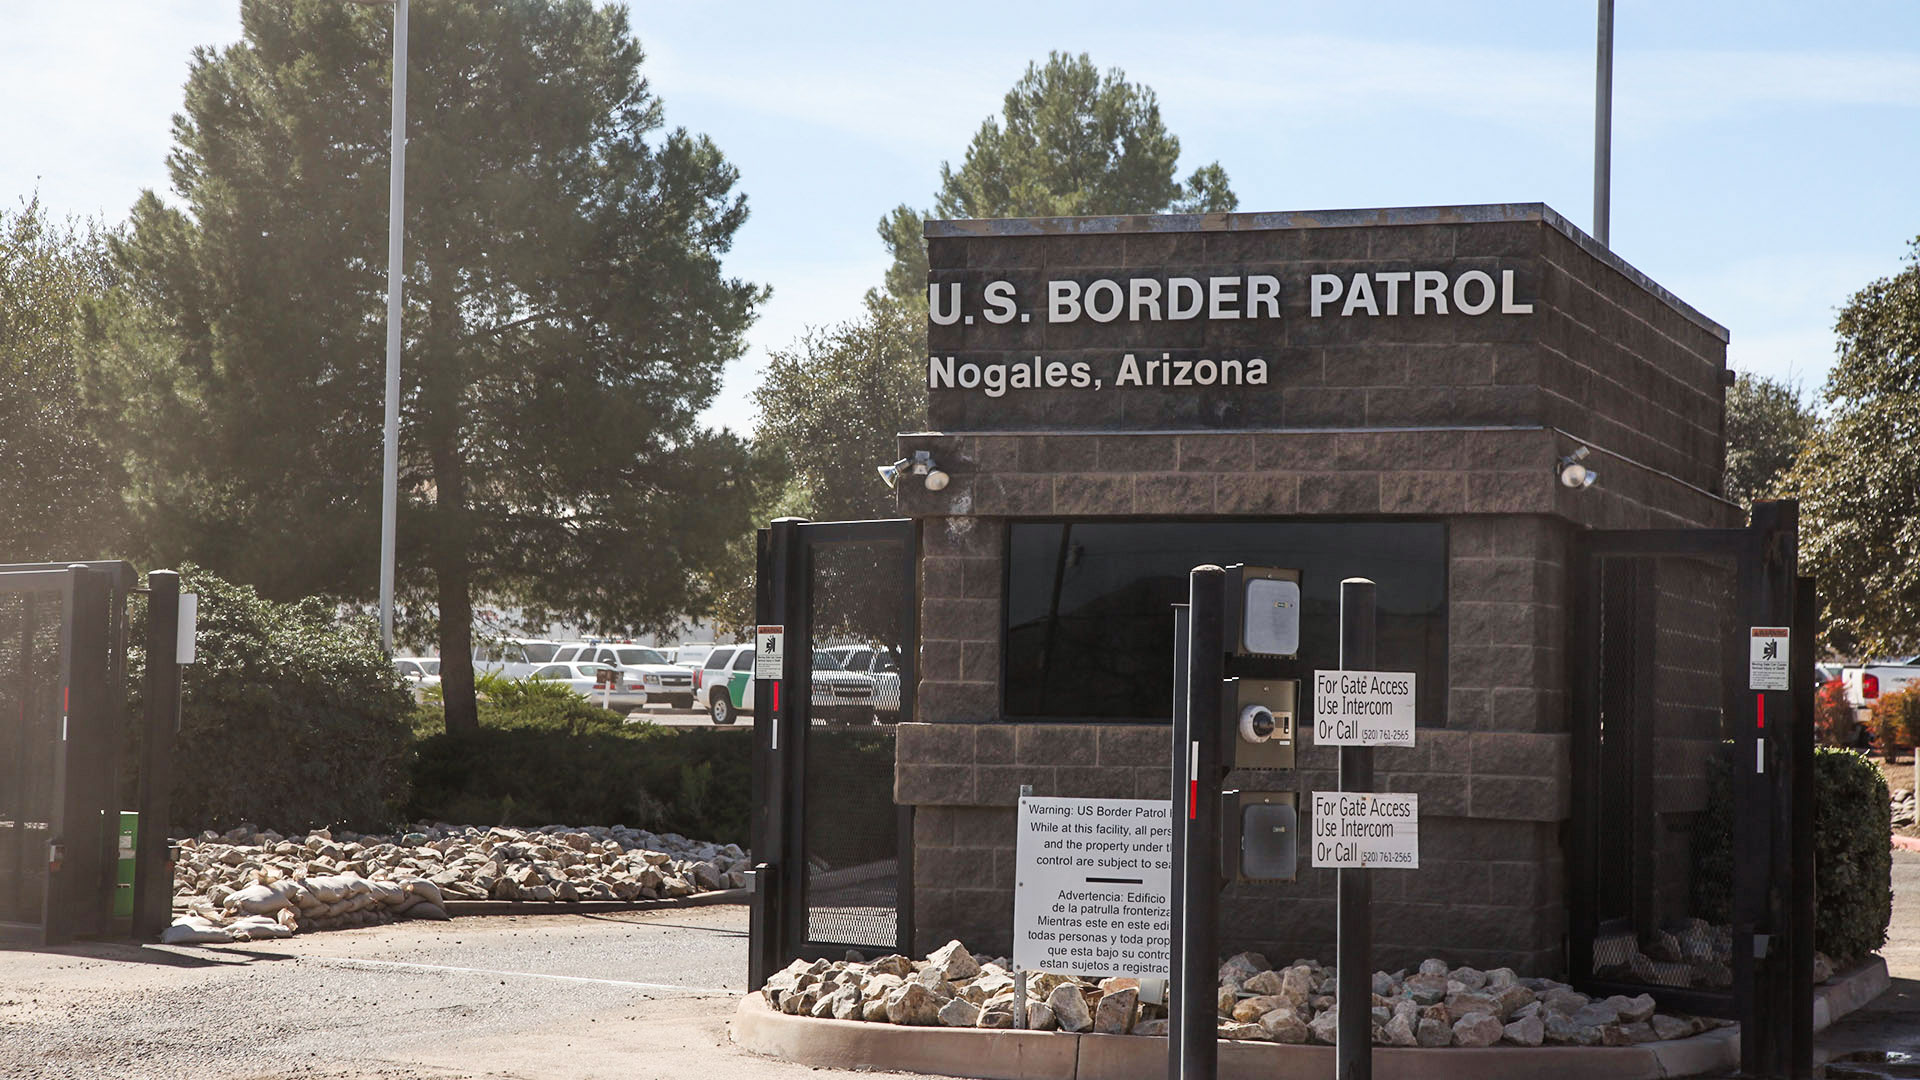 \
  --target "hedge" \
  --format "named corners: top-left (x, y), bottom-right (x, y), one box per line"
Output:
top-left (135, 566), bottom-right (416, 834)
top-left (1693, 746), bottom-right (1892, 963)
top-left (408, 702), bottom-right (753, 846)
